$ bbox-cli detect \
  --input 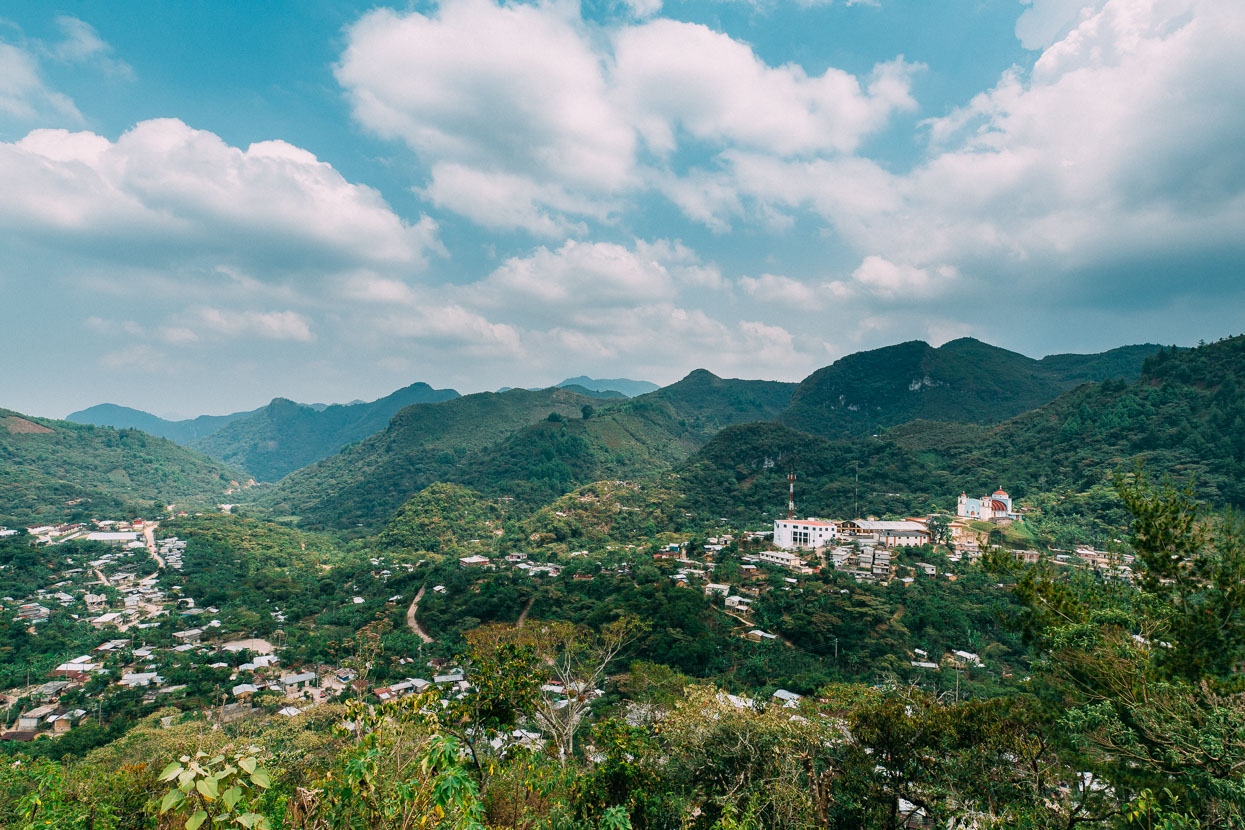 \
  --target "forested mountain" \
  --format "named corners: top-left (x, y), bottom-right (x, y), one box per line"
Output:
top-left (778, 337), bottom-right (1160, 438)
top-left (190, 381), bottom-right (460, 481)
top-left (556, 375), bottom-right (660, 396)
top-left (65, 402), bottom-right (261, 443)
top-left (254, 386), bottom-right (599, 529)
top-left (259, 371), bottom-right (798, 529)
top-left (0, 408), bottom-right (243, 524)
top-left (678, 336), bottom-right (1245, 524)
